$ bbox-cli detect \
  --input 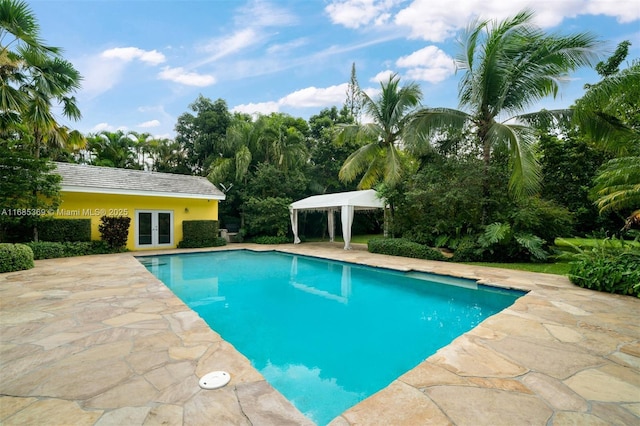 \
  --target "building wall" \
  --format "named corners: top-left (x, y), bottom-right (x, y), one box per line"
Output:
top-left (54, 192), bottom-right (219, 250)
